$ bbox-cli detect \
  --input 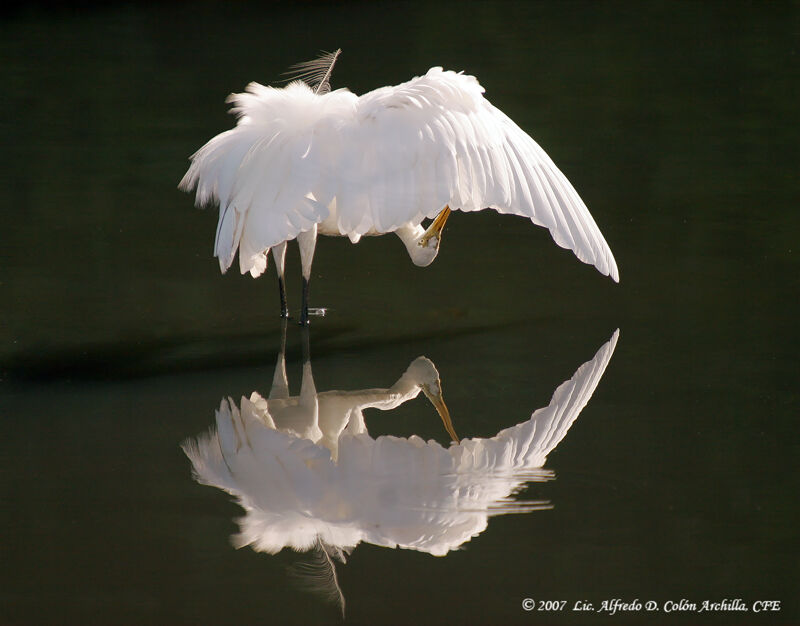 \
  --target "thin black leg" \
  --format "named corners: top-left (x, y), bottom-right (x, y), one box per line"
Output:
top-left (299, 277), bottom-right (310, 326)
top-left (277, 276), bottom-right (289, 318)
